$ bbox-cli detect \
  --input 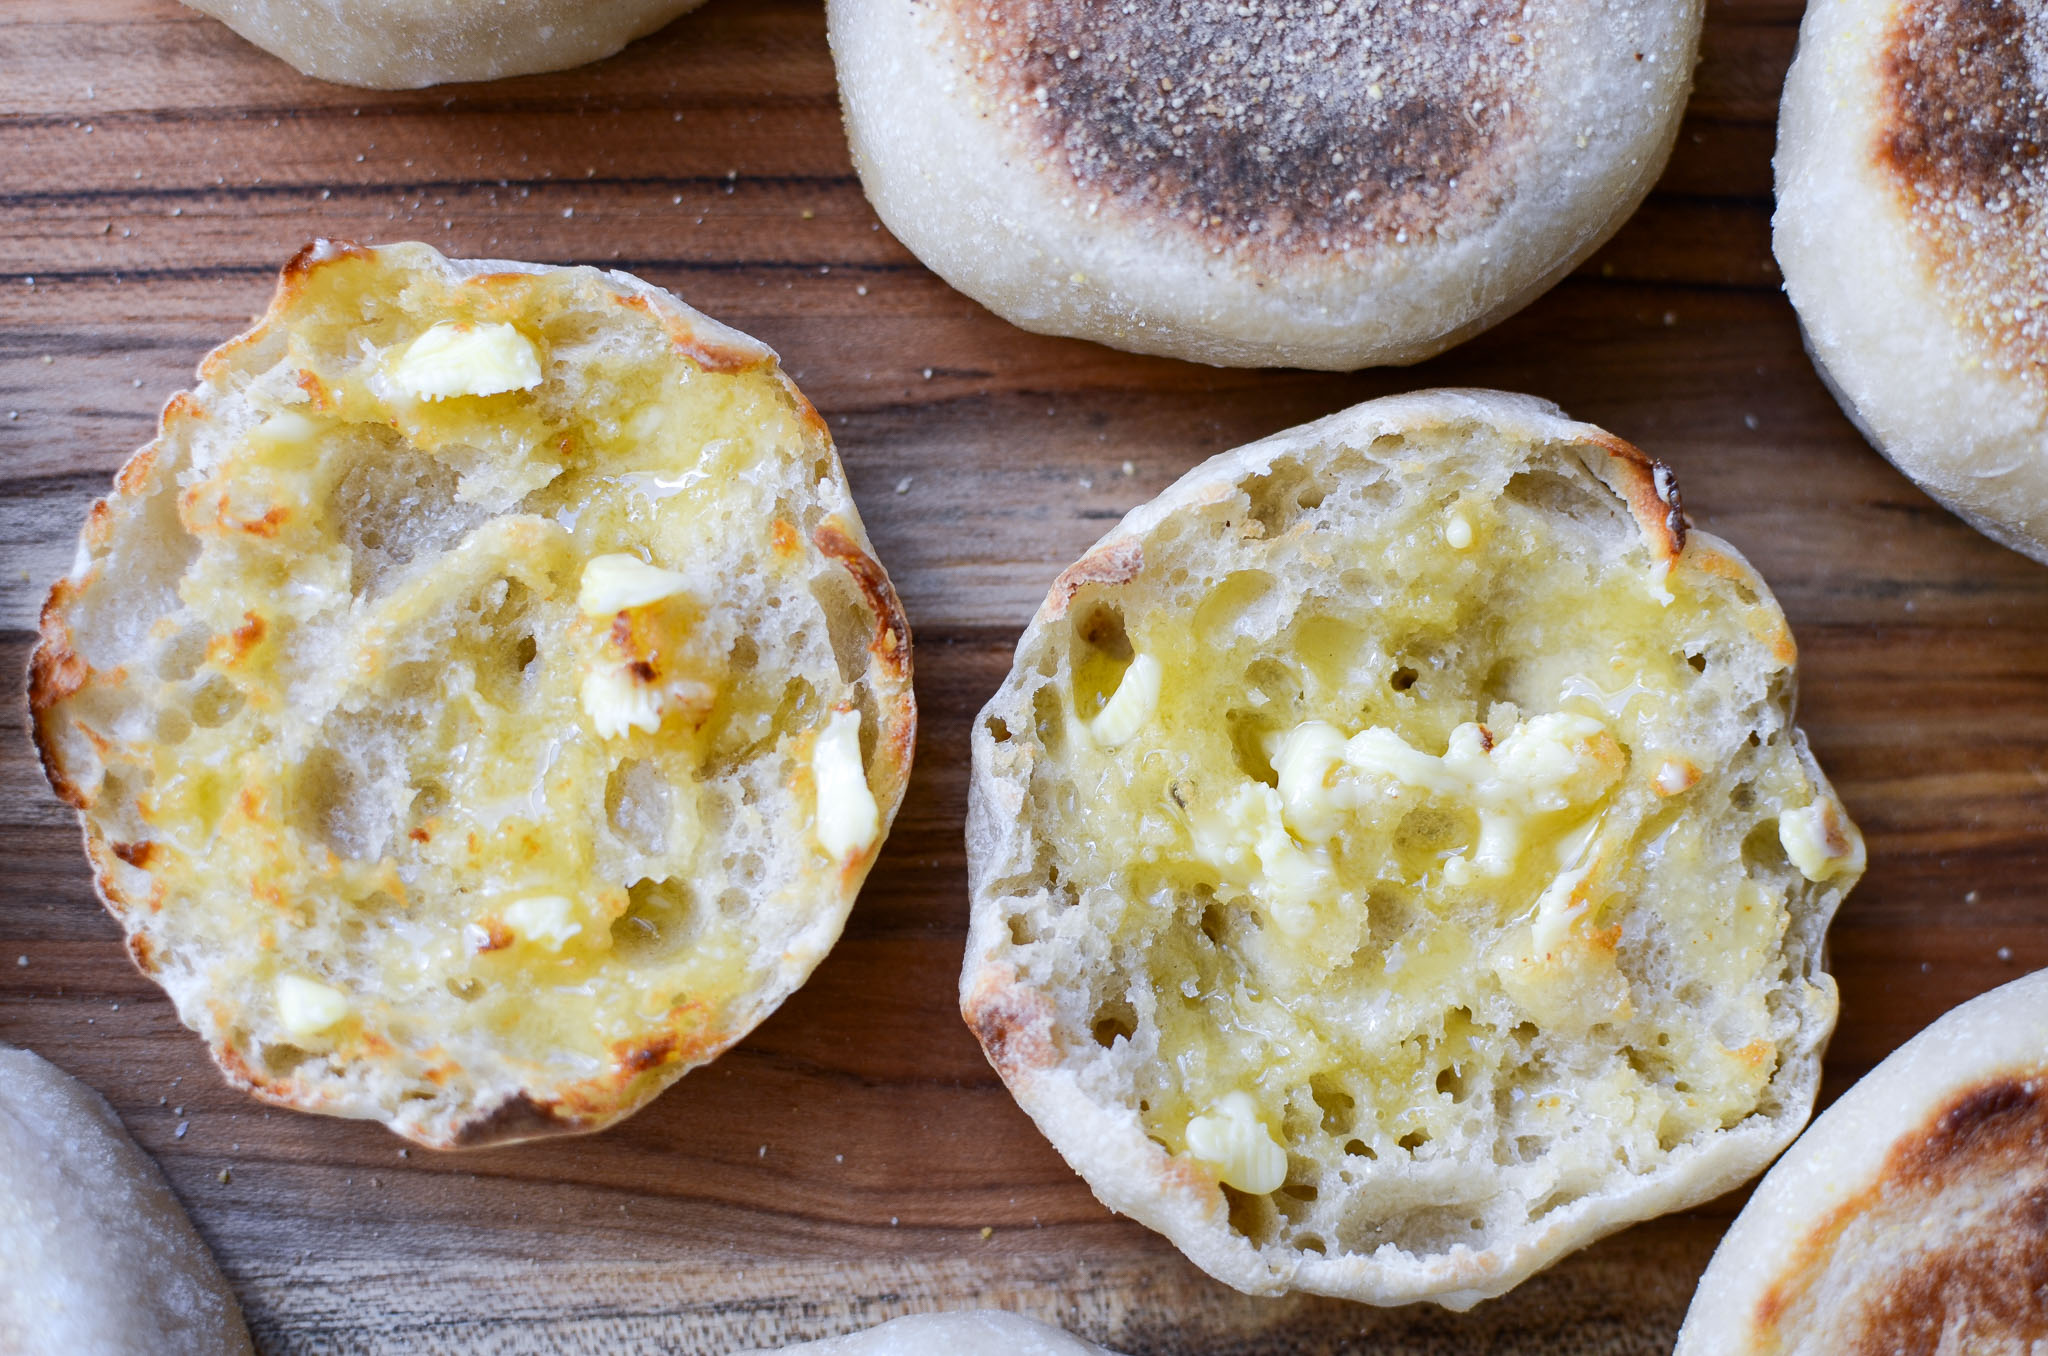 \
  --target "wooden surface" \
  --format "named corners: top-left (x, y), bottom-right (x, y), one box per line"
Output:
top-left (4, 1), bottom-right (2048, 1351)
